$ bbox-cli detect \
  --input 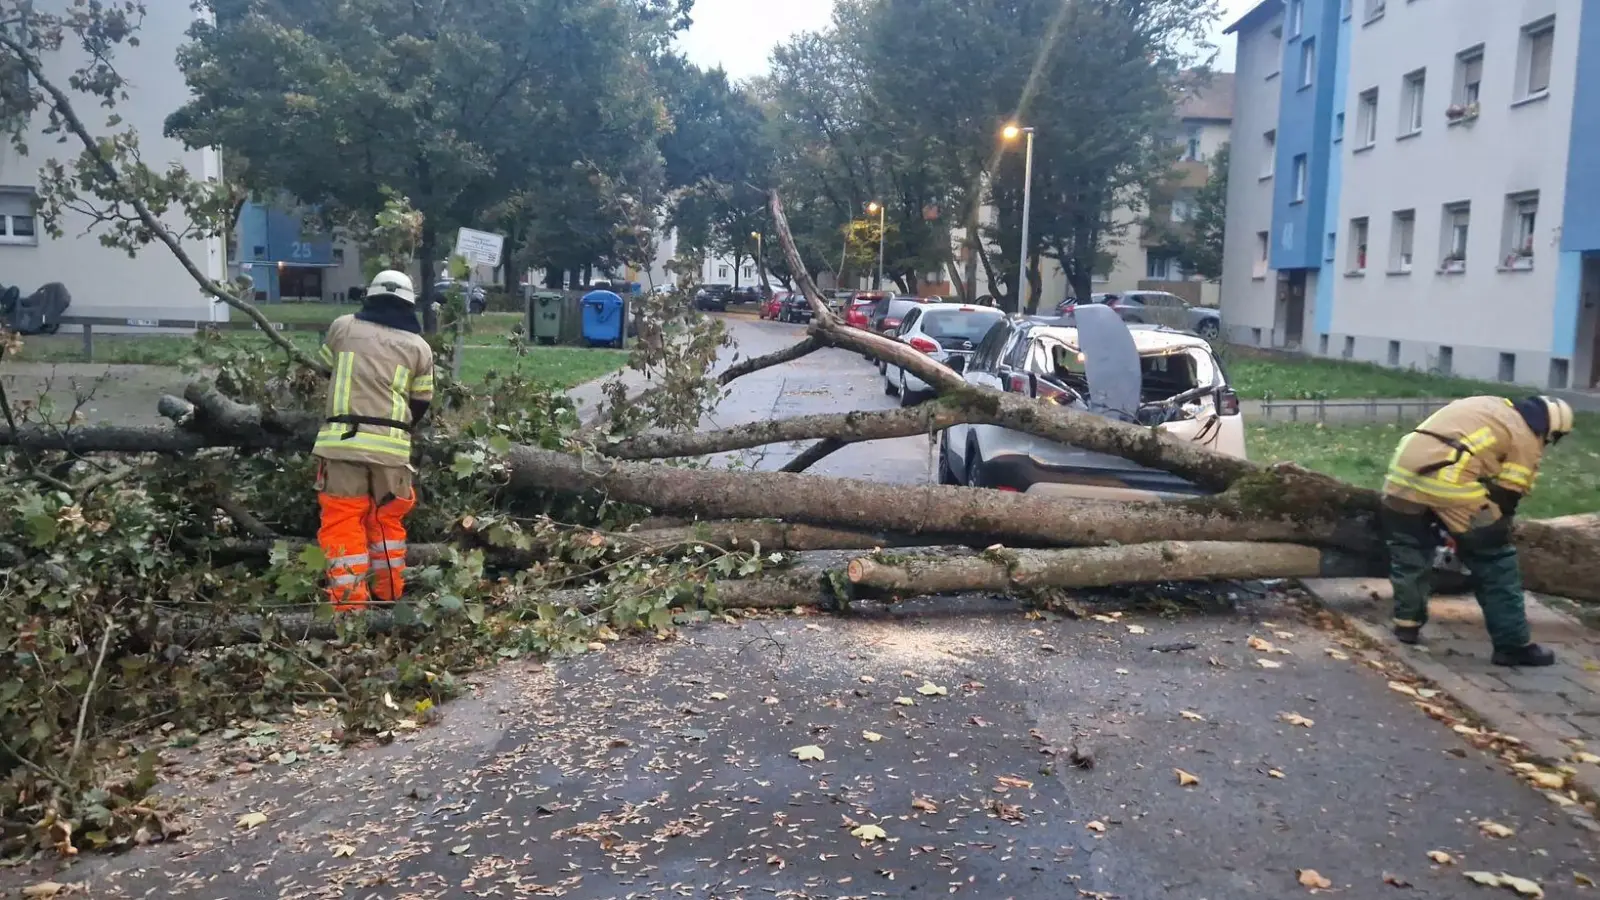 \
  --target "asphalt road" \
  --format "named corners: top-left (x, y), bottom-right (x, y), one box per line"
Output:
top-left (14, 315), bottom-right (1600, 899)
